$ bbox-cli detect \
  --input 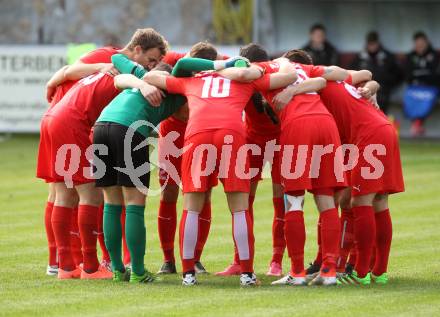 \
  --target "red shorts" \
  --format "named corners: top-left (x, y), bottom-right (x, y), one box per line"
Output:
top-left (350, 124), bottom-right (404, 196)
top-left (246, 133), bottom-right (281, 184)
top-left (279, 115), bottom-right (347, 194)
top-left (36, 115), bottom-right (94, 185)
top-left (158, 116), bottom-right (187, 186)
top-left (181, 129), bottom-right (250, 193)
